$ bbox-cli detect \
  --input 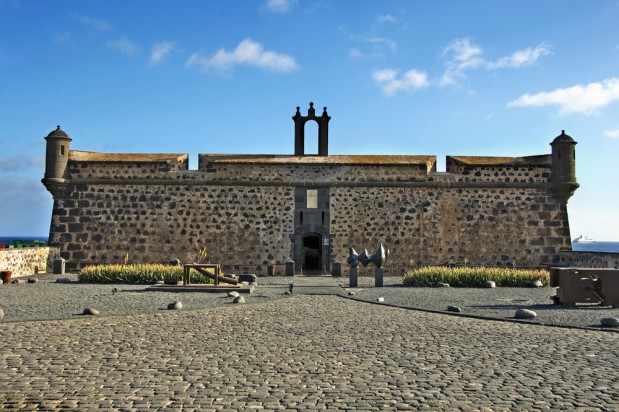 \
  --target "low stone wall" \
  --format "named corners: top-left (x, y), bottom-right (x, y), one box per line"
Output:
top-left (0, 247), bottom-right (59, 278)
top-left (558, 251), bottom-right (619, 269)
